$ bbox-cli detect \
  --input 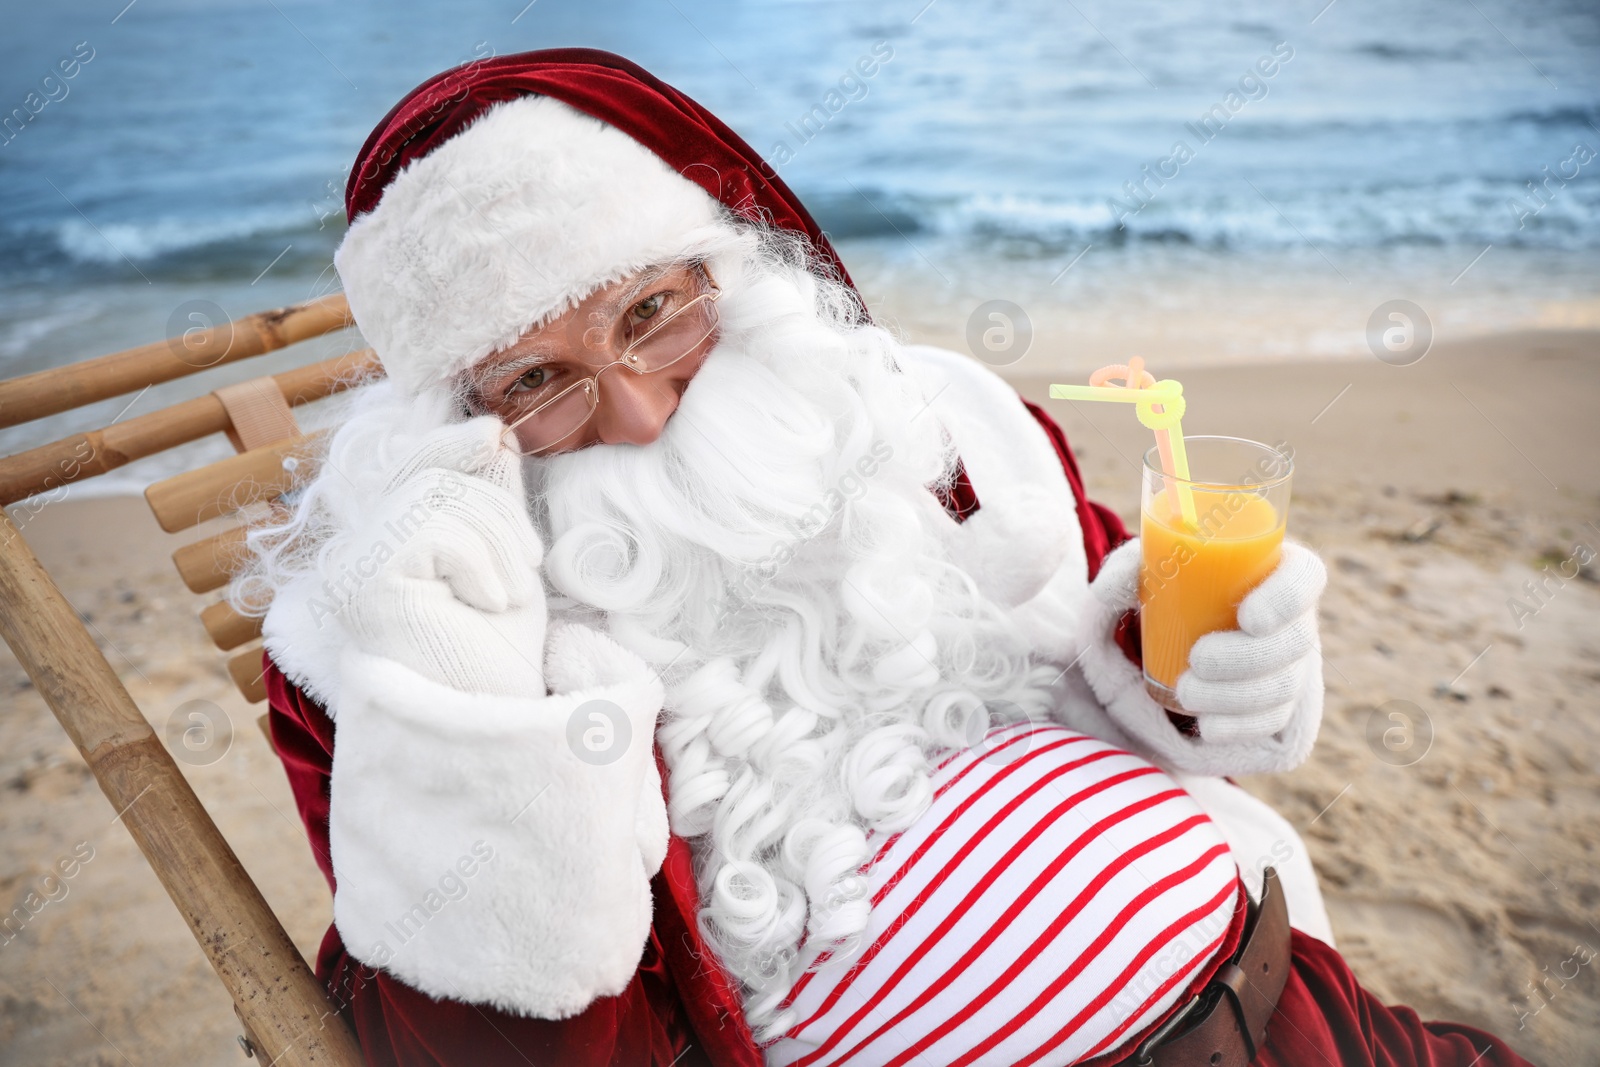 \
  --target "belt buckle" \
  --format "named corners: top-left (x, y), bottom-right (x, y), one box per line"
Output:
top-left (1129, 993), bottom-right (1200, 1067)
